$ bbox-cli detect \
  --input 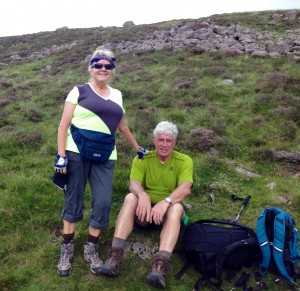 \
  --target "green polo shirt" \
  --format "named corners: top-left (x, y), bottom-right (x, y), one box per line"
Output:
top-left (130, 150), bottom-right (193, 204)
